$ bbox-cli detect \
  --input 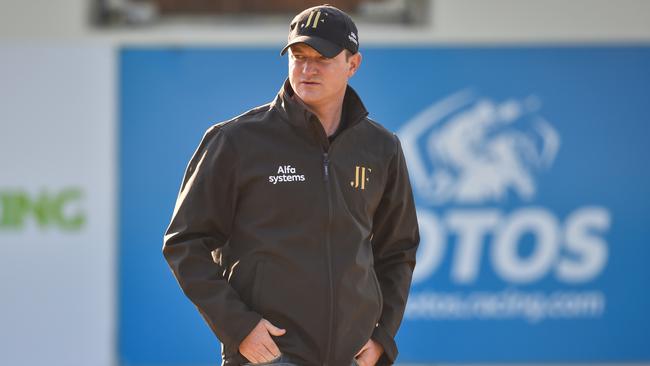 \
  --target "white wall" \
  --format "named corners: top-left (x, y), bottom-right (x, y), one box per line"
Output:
top-left (0, 45), bottom-right (115, 366)
top-left (0, 0), bottom-right (649, 43)
top-left (433, 0), bottom-right (650, 42)
top-left (0, 0), bottom-right (90, 39)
